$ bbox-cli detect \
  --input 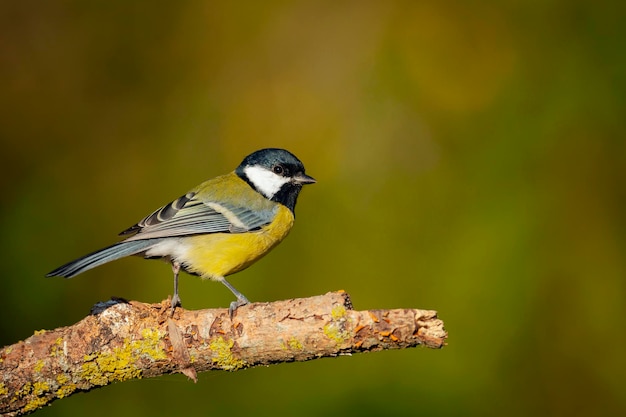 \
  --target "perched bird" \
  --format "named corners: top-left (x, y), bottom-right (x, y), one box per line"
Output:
top-left (47, 148), bottom-right (316, 315)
